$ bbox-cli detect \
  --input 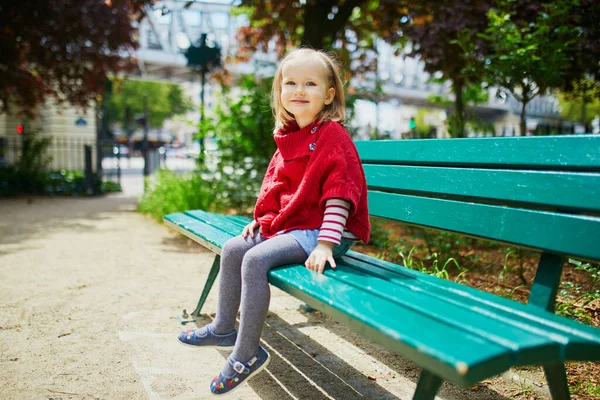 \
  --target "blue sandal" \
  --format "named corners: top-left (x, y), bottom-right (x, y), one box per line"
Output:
top-left (177, 325), bottom-right (237, 350)
top-left (209, 346), bottom-right (271, 395)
